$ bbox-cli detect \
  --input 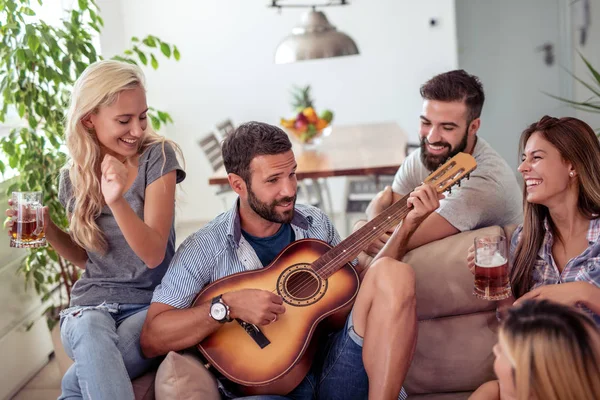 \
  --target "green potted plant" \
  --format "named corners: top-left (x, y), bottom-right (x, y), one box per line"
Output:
top-left (0, 0), bottom-right (181, 332)
top-left (548, 52), bottom-right (600, 134)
